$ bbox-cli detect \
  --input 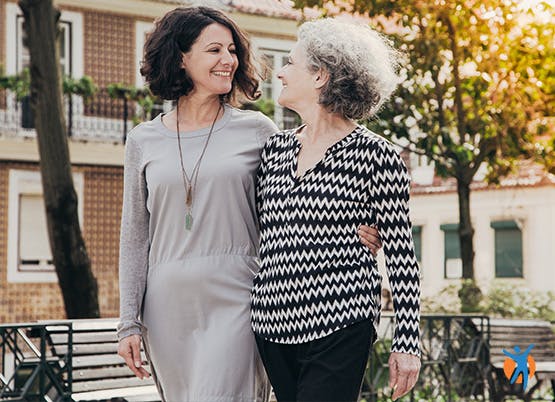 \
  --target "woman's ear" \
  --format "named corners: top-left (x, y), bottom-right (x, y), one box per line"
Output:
top-left (314, 68), bottom-right (330, 89)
